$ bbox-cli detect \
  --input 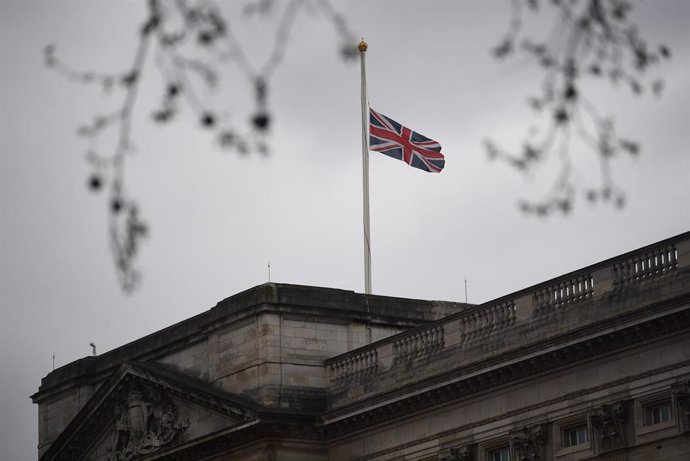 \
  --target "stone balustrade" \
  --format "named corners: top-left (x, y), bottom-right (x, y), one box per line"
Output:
top-left (326, 232), bottom-right (690, 402)
top-left (392, 324), bottom-right (444, 364)
top-left (327, 300), bottom-right (517, 386)
top-left (459, 300), bottom-right (516, 343)
top-left (612, 244), bottom-right (678, 287)
top-left (329, 348), bottom-right (378, 389)
top-left (533, 273), bottom-right (594, 316)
